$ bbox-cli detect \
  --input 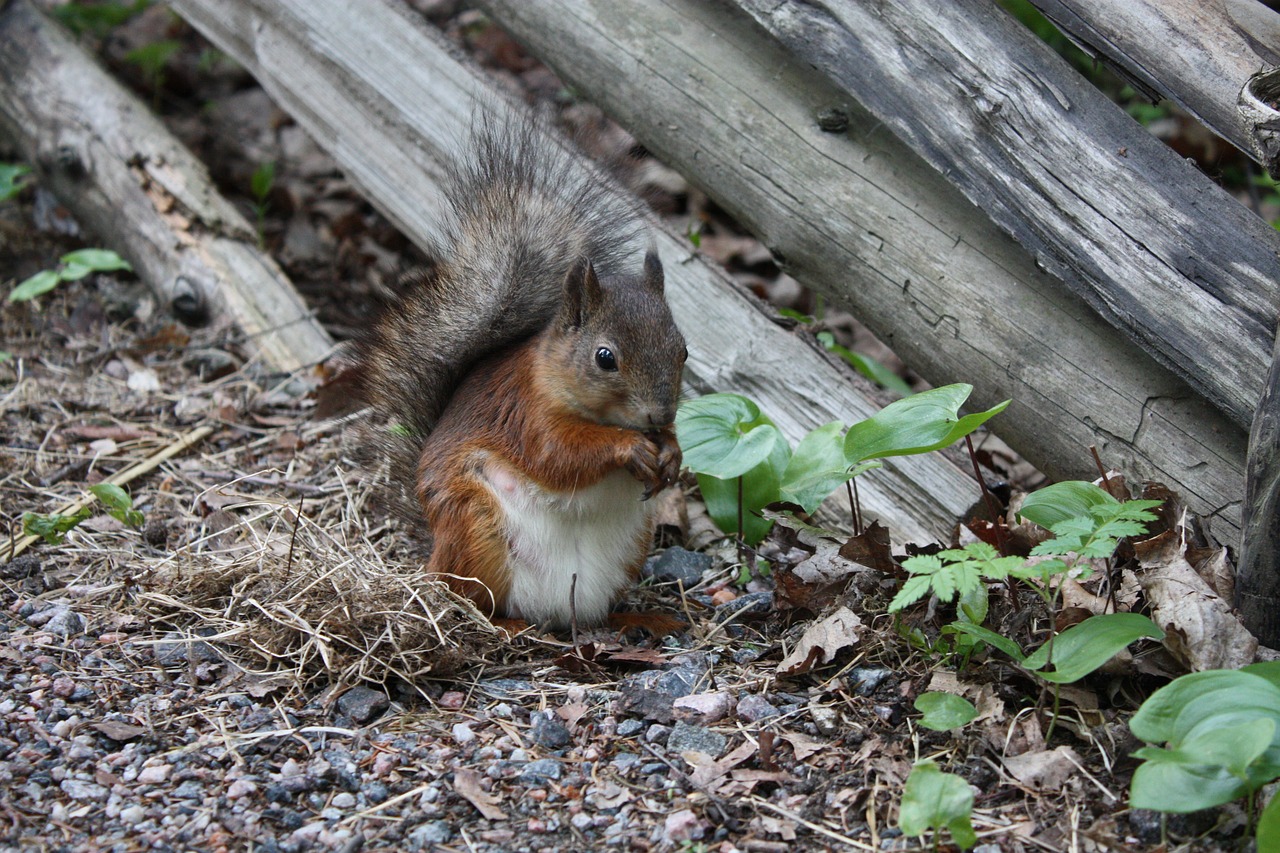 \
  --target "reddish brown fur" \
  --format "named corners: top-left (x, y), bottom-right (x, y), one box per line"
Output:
top-left (416, 334), bottom-right (676, 617)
